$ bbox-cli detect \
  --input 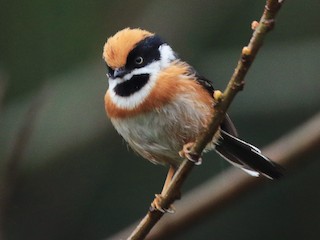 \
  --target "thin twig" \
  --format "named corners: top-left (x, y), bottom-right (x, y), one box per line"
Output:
top-left (147, 112), bottom-right (320, 240)
top-left (107, 111), bottom-right (320, 240)
top-left (0, 85), bottom-right (48, 240)
top-left (127, 1), bottom-right (285, 239)
top-left (0, 73), bottom-right (7, 119)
